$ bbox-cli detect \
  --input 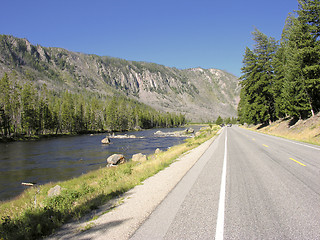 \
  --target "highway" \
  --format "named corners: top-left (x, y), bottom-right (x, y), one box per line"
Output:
top-left (131, 126), bottom-right (320, 239)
